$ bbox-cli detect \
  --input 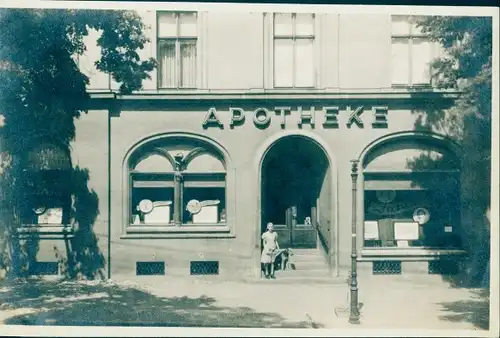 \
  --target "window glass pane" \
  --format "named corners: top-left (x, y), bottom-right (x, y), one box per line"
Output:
top-left (132, 187), bottom-right (175, 225)
top-left (295, 13), bottom-right (314, 36)
top-left (159, 41), bottom-right (177, 88)
top-left (411, 15), bottom-right (426, 35)
top-left (180, 40), bottom-right (197, 88)
top-left (158, 12), bottom-right (177, 37)
top-left (363, 189), bottom-right (461, 249)
top-left (179, 12), bottom-right (197, 37)
top-left (412, 38), bottom-right (432, 85)
top-left (391, 15), bottom-right (410, 36)
top-left (274, 39), bottom-right (294, 87)
top-left (274, 13), bottom-right (293, 36)
top-left (183, 187), bottom-right (226, 224)
top-left (391, 38), bottom-right (410, 85)
top-left (294, 38), bottom-right (314, 87)
top-left (22, 171), bottom-right (71, 225)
